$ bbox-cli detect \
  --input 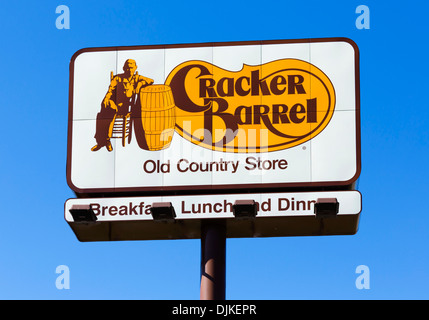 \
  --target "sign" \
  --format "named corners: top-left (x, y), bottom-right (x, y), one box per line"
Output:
top-left (65, 191), bottom-right (362, 241)
top-left (67, 38), bottom-right (360, 195)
